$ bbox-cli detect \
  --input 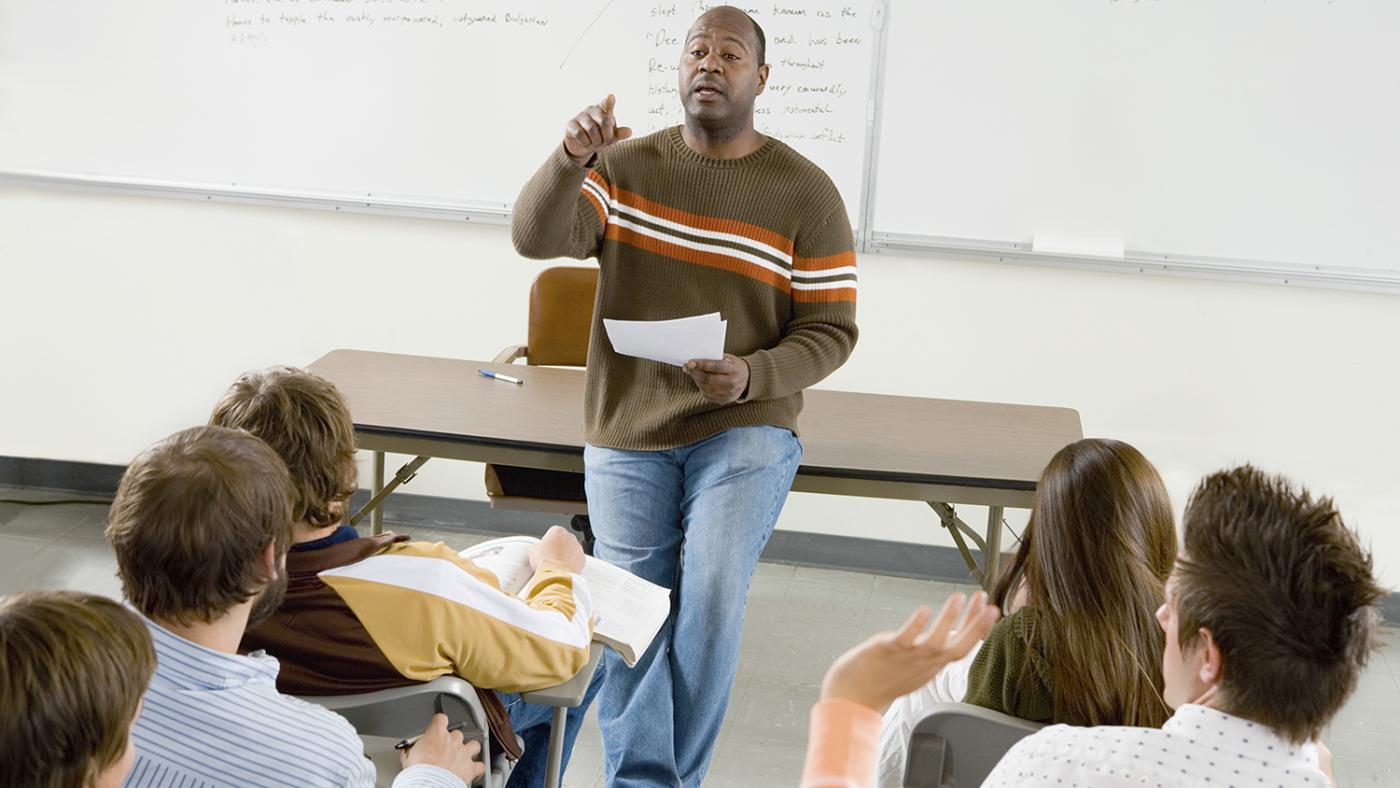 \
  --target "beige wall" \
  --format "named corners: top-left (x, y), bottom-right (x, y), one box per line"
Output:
top-left (3, 185), bottom-right (1396, 585)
